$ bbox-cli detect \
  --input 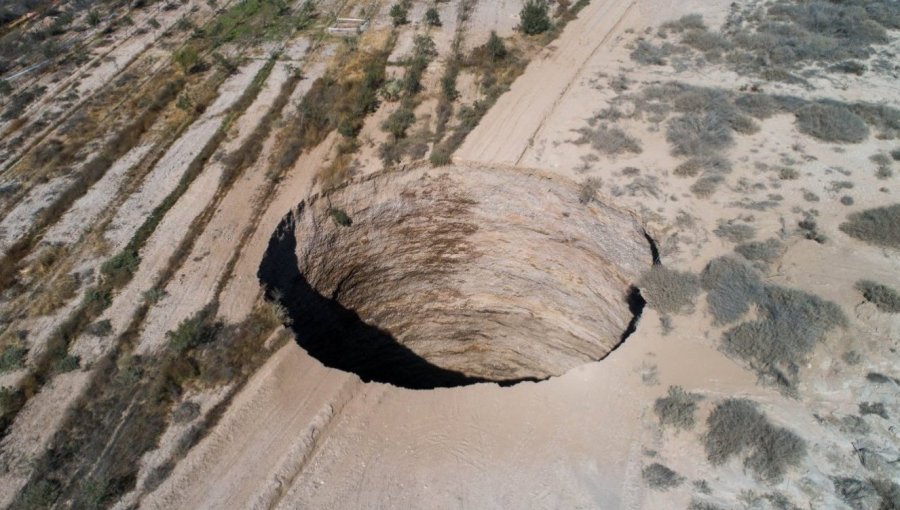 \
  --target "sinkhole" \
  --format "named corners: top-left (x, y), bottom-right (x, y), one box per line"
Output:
top-left (258, 166), bottom-right (653, 389)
